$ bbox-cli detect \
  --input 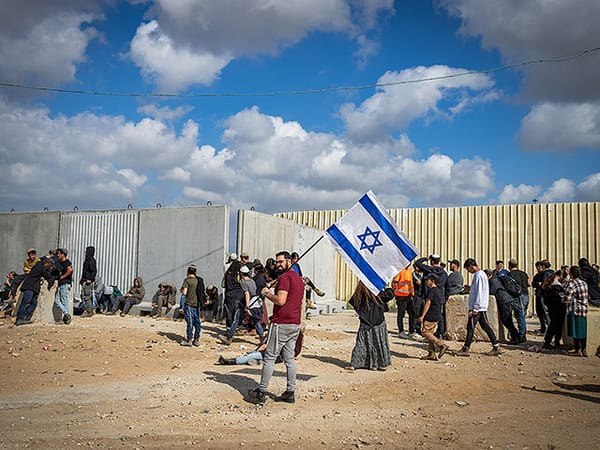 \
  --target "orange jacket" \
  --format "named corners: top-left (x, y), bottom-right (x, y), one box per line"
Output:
top-left (392, 267), bottom-right (413, 297)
